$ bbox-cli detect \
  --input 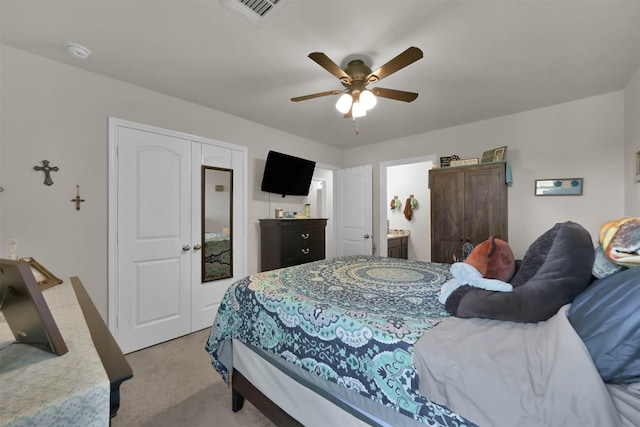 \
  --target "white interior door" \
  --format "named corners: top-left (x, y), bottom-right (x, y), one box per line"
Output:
top-left (191, 144), bottom-right (246, 331)
top-left (116, 126), bottom-right (192, 353)
top-left (335, 165), bottom-right (373, 256)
